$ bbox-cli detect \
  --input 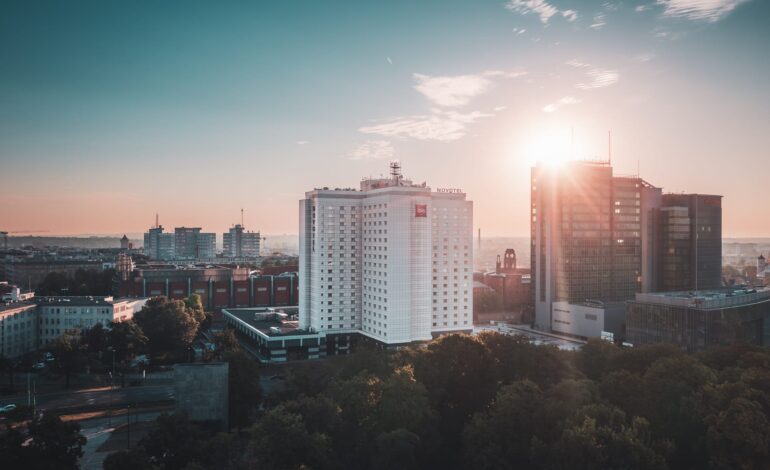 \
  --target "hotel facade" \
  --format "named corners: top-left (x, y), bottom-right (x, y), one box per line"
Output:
top-left (299, 163), bottom-right (473, 345)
